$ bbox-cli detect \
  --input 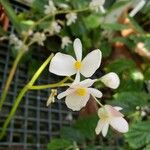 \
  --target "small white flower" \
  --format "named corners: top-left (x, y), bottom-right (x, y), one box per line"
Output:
top-left (9, 34), bottom-right (28, 51)
top-left (61, 36), bottom-right (72, 49)
top-left (49, 38), bottom-right (102, 82)
top-left (89, 0), bottom-right (106, 13)
top-left (32, 32), bottom-right (46, 46)
top-left (57, 79), bottom-right (102, 111)
top-left (100, 72), bottom-right (120, 89)
top-left (129, 0), bottom-right (146, 17)
top-left (95, 105), bottom-right (129, 137)
top-left (45, 21), bottom-right (61, 35)
top-left (66, 12), bottom-right (77, 26)
top-left (44, 0), bottom-right (56, 15)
